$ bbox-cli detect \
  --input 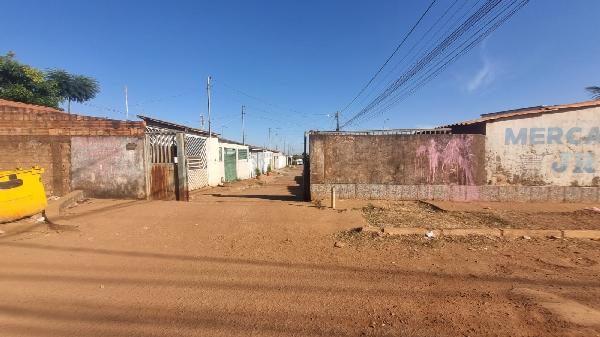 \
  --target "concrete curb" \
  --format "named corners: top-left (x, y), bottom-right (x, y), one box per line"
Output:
top-left (371, 226), bottom-right (600, 241)
top-left (44, 190), bottom-right (85, 223)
